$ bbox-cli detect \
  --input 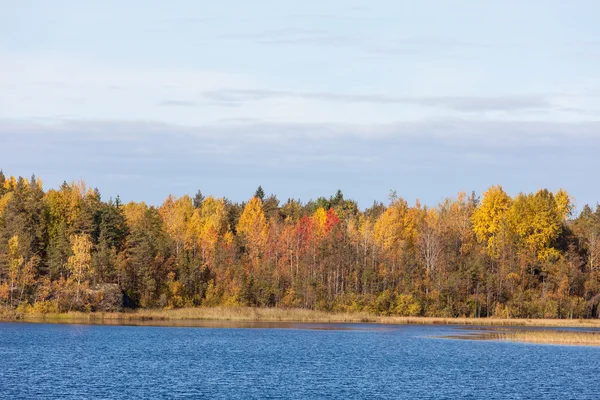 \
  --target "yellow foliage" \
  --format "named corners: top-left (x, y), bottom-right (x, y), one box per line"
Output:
top-left (203, 281), bottom-right (222, 306)
top-left (509, 189), bottom-right (566, 261)
top-left (374, 197), bottom-right (409, 251)
top-left (44, 181), bottom-right (88, 229)
top-left (506, 272), bottom-right (521, 283)
top-left (223, 231), bottom-right (234, 246)
top-left (447, 192), bottom-right (476, 255)
top-left (160, 195), bottom-right (194, 253)
top-left (0, 192), bottom-right (13, 217)
top-left (8, 235), bottom-right (23, 284)
top-left (32, 300), bottom-right (60, 314)
top-left (312, 207), bottom-right (327, 237)
top-left (16, 302), bottom-right (33, 314)
top-left (394, 294), bottom-right (422, 316)
top-left (188, 196), bottom-right (229, 260)
top-left (554, 188), bottom-right (573, 220)
top-left (122, 201), bottom-right (148, 227)
top-left (404, 203), bottom-right (424, 246)
top-left (281, 289), bottom-right (300, 308)
top-left (68, 233), bottom-right (93, 285)
top-left (237, 197), bottom-right (268, 260)
top-left (166, 272), bottom-right (184, 308)
top-left (2, 176), bottom-right (17, 191)
top-left (359, 216), bottom-right (374, 242)
top-left (0, 283), bottom-right (8, 301)
top-left (472, 185), bottom-right (512, 258)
